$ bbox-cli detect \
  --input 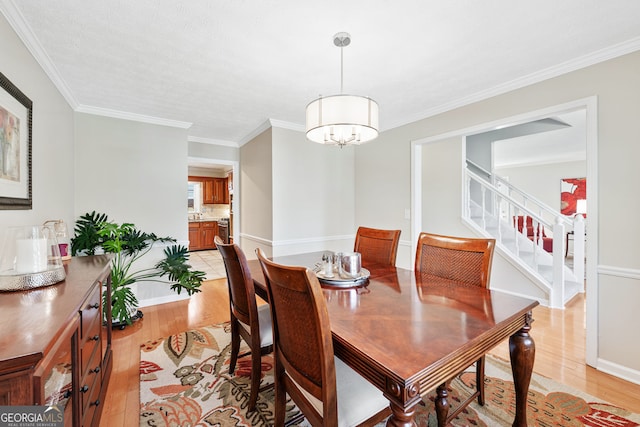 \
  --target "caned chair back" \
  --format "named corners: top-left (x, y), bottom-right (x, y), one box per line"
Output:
top-left (257, 249), bottom-right (338, 425)
top-left (354, 226), bottom-right (401, 267)
top-left (415, 232), bottom-right (495, 288)
top-left (215, 236), bottom-right (273, 411)
top-left (215, 236), bottom-right (258, 326)
top-left (256, 249), bottom-right (390, 426)
top-left (414, 232), bottom-right (496, 425)
top-left (256, 248), bottom-right (337, 424)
